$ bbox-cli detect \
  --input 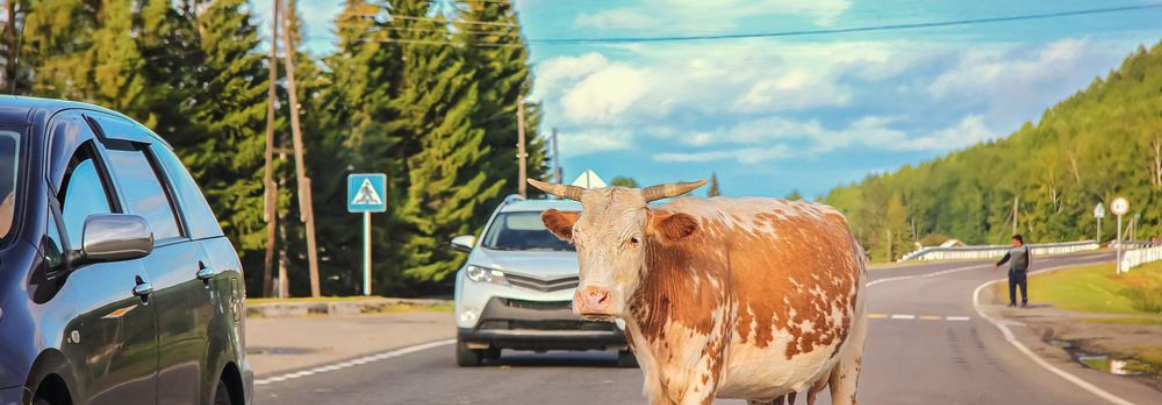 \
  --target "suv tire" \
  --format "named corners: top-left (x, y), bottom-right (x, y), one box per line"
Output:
top-left (456, 338), bottom-right (483, 367)
top-left (617, 349), bottom-right (638, 368)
